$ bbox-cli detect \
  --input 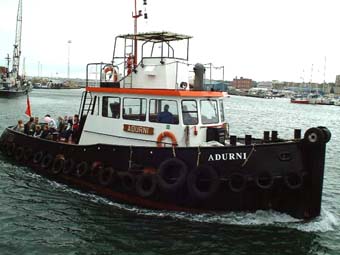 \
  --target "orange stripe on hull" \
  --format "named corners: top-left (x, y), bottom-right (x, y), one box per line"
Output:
top-left (86, 87), bottom-right (225, 98)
